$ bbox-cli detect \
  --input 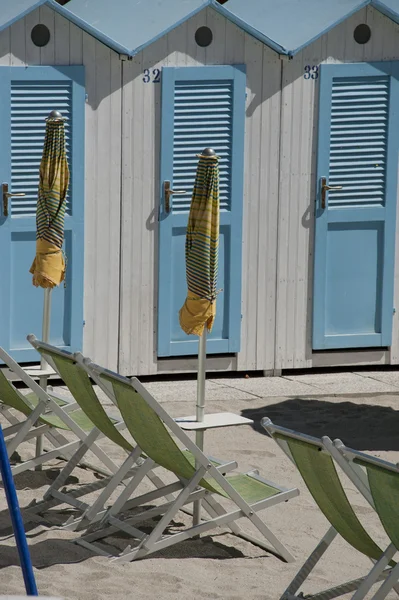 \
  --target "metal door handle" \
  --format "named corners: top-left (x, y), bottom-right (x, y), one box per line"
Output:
top-left (164, 180), bottom-right (186, 212)
top-left (2, 183), bottom-right (25, 217)
top-left (320, 177), bottom-right (343, 209)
